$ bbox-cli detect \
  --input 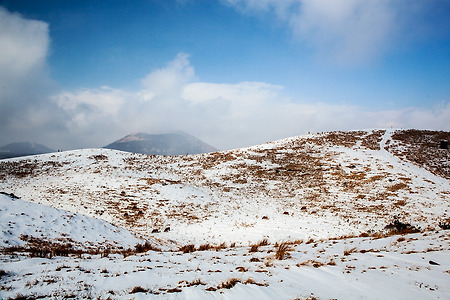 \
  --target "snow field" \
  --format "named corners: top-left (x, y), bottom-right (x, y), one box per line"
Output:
top-left (1, 230), bottom-right (448, 299)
